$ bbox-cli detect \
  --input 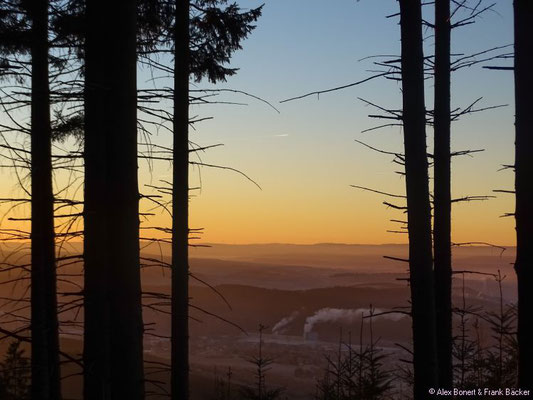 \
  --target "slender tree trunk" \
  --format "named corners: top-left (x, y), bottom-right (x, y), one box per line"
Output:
top-left (30, 1), bottom-right (61, 399)
top-left (172, 1), bottom-right (190, 399)
top-left (514, 0), bottom-right (533, 390)
top-left (84, 1), bottom-right (144, 399)
top-left (433, 0), bottom-right (453, 389)
top-left (398, 1), bottom-right (438, 397)
top-left (83, 0), bottom-right (110, 397)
